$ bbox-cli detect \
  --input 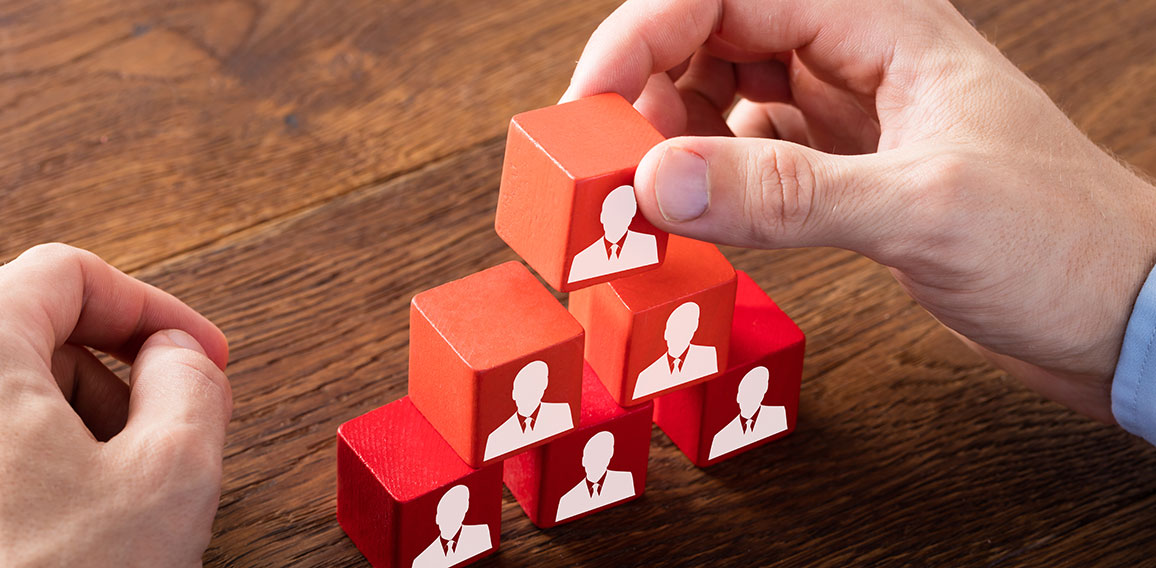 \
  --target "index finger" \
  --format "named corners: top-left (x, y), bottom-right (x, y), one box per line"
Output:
top-left (0, 244), bottom-right (228, 374)
top-left (561, 0), bottom-right (910, 103)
